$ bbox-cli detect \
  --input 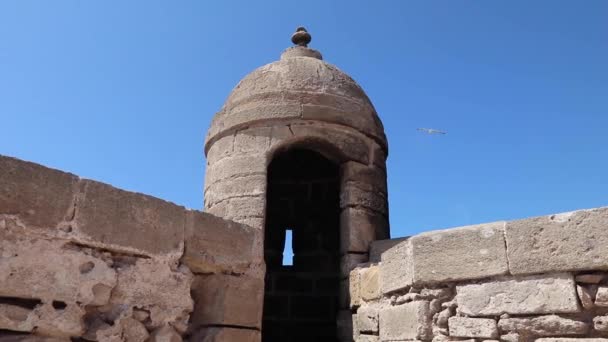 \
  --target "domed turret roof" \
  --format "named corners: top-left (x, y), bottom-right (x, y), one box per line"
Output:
top-left (205, 28), bottom-right (387, 152)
